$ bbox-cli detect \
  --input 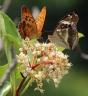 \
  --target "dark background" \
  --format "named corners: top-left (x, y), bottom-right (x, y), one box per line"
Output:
top-left (0, 0), bottom-right (88, 96)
